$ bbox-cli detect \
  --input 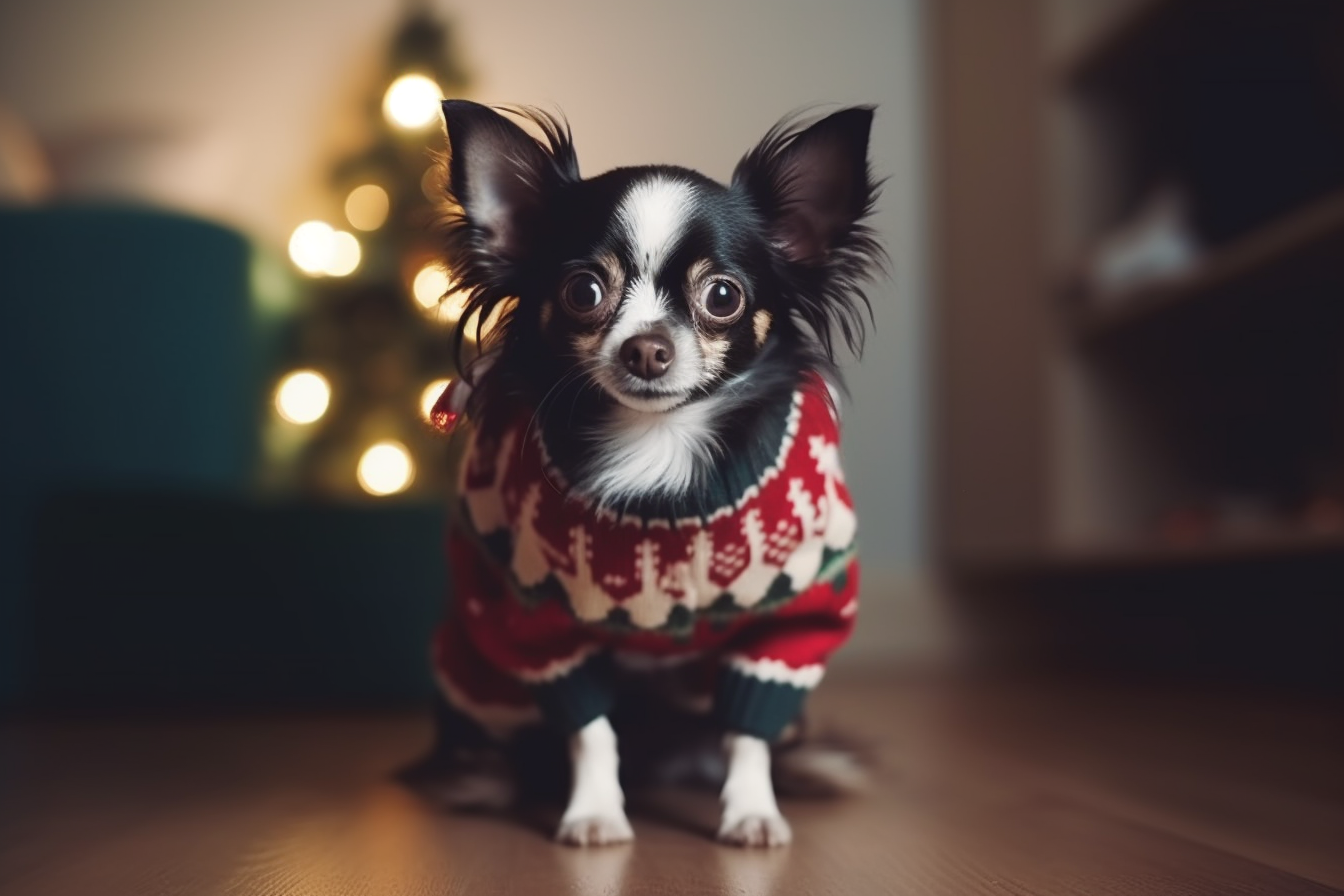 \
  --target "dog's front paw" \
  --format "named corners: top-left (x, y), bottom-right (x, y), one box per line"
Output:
top-left (555, 811), bottom-right (634, 847)
top-left (717, 813), bottom-right (793, 848)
